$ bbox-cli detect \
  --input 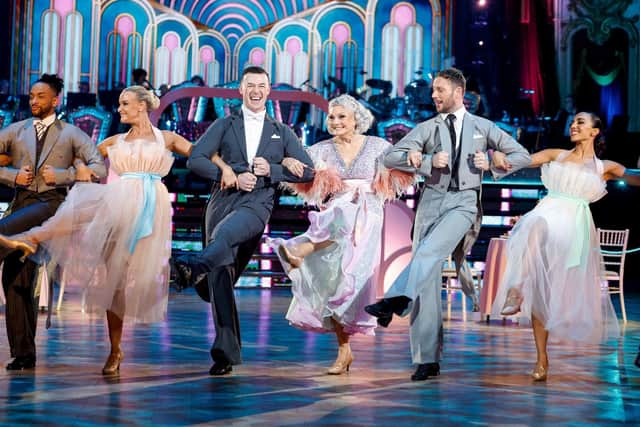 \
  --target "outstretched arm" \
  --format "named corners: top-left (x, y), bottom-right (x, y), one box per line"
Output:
top-left (492, 148), bottom-right (565, 172)
top-left (163, 131), bottom-right (193, 157)
top-left (603, 160), bottom-right (640, 186)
